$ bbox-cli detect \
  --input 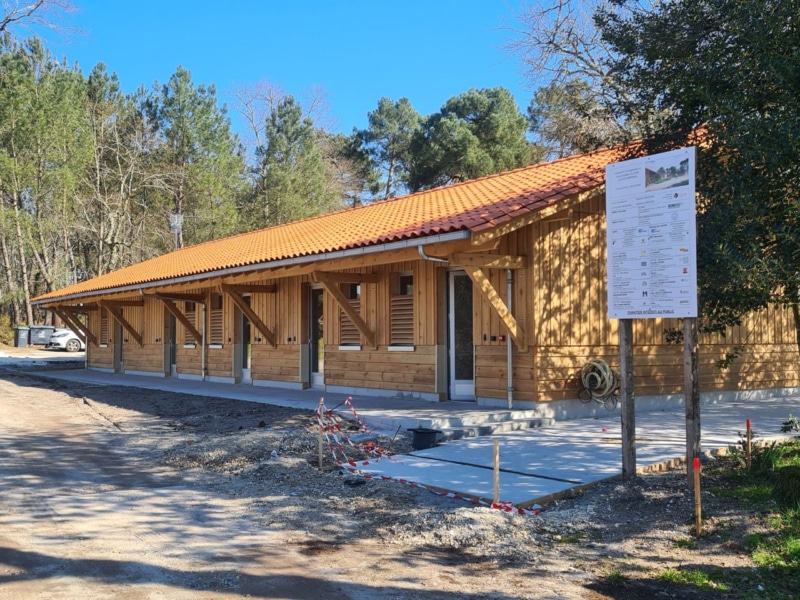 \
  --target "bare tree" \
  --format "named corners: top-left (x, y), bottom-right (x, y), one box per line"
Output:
top-left (505, 1), bottom-right (652, 140)
top-left (233, 80), bottom-right (334, 154)
top-left (0, 0), bottom-right (77, 38)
